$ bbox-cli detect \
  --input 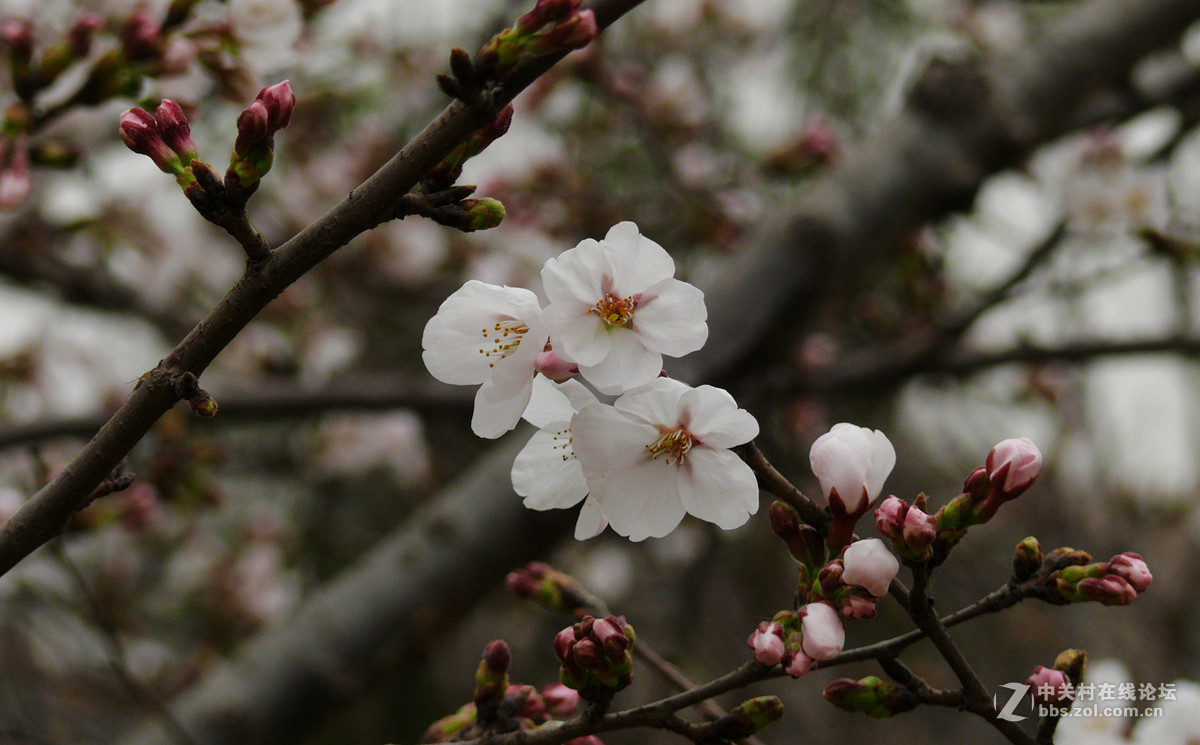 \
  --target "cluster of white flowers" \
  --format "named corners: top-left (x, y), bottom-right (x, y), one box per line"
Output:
top-left (422, 222), bottom-right (760, 541)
